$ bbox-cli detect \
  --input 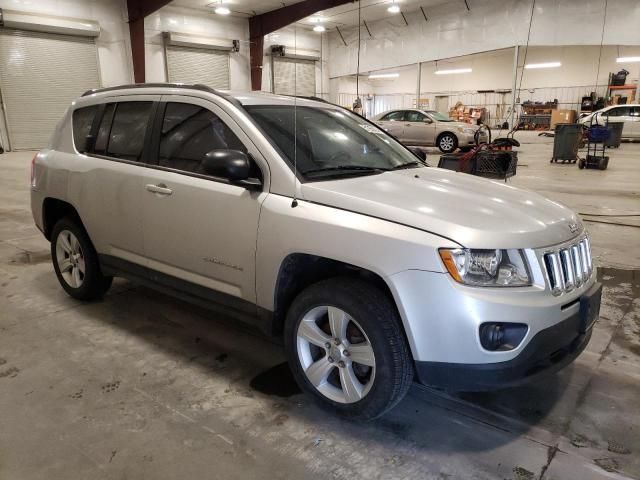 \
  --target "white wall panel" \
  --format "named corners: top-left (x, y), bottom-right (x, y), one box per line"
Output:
top-left (327, 0), bottom-right (640, 78)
